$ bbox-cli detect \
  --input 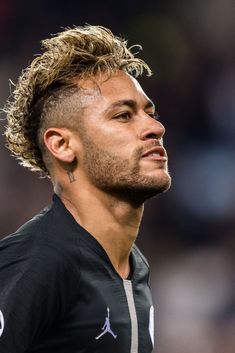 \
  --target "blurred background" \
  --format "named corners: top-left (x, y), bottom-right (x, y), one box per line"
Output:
top-left (0, 0), bottom-right (234, 352)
